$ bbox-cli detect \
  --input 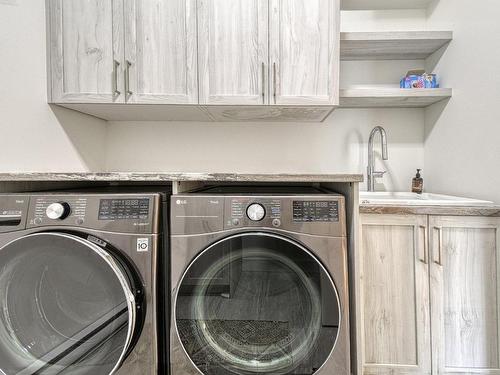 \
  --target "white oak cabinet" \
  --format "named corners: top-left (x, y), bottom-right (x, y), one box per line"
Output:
top-left (124, 0), bottom-right (198, 104)
top-left (359, 214), bottom-right (500, 375)
top-left (198, 0), bottom-right (340, 106)
top-left (269, 0), bottom-right (340, 105)
top-left (47, 0), bottom-right (124, 103)
top-left (359, 214), bottom-right (432, 375)
top-left (47, 0), bottom-right (340, 119)
top-left (197, 0), bottom-right (268, 105)
top-left (429, 216), bottom-right (500, 375)
top-left (48, 0), bottom-right (198, 105)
